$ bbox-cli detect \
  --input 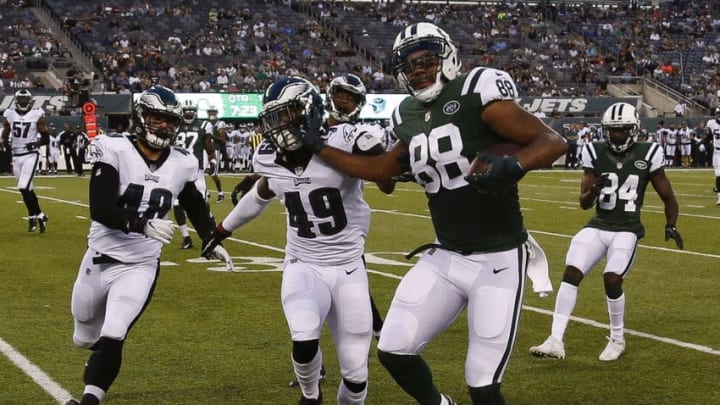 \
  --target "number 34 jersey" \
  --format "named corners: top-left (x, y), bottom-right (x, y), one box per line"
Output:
top-left (252, 129), bottom-right (371, 266)
top-left (88, 134), bottom-right (199, 262)
top-left (581, 141), bottom-right (665, 238)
